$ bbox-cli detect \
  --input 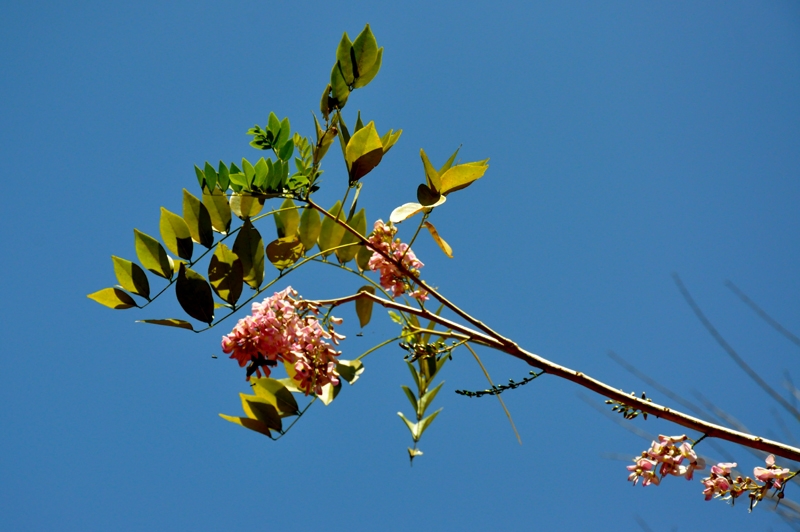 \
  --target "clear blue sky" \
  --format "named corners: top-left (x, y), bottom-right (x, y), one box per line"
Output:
top-left (2, 1), bottom-right (799, 530)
